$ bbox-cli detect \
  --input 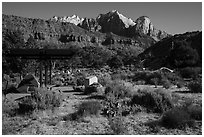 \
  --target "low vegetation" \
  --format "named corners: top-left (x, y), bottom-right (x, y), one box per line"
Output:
top-left (187, 80), bottom-right (202, 93)
top-left (160, 107), bottom-right (194, 129)
top-left (131, 88), bottom-right (173, 113)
